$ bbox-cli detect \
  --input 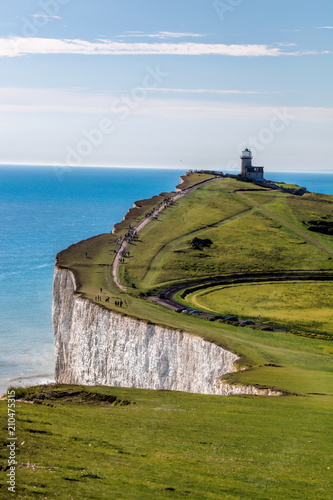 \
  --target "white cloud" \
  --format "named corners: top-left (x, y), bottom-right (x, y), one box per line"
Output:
top-left (316, 26), bottom-right (333, 29)
top-left (0, 87), bottom-right (331, 123)
top-left (117, 31), bottom-right (206, 39)
top-left (135, 102), bottom-right (333, 122)
top-left (277, 42), bottom-right (297, 47)
top-left (299, 50), bottom-right (332, 55)
top-left (139, 88), bottom-right (265, 95)
top-left (0, 87), bottom-right (110, 114)
top-left (0, 37), bottom-right (290, 57)
top-left (0, 37), bottom-right (329, 58)
top-left (30, 14), bottom-right (61, 20)
top-left (0, 104), bottom-right (104, 113)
